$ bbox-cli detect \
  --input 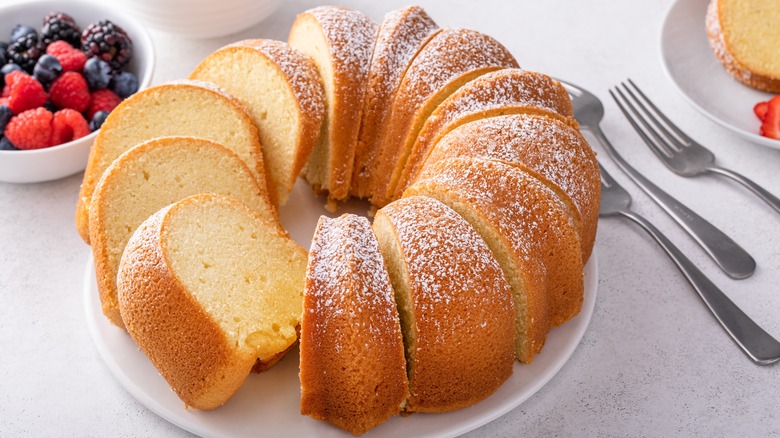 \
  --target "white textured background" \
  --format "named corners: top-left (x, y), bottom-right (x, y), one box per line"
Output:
top-left (1, 0), bottom-right (779, 436)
